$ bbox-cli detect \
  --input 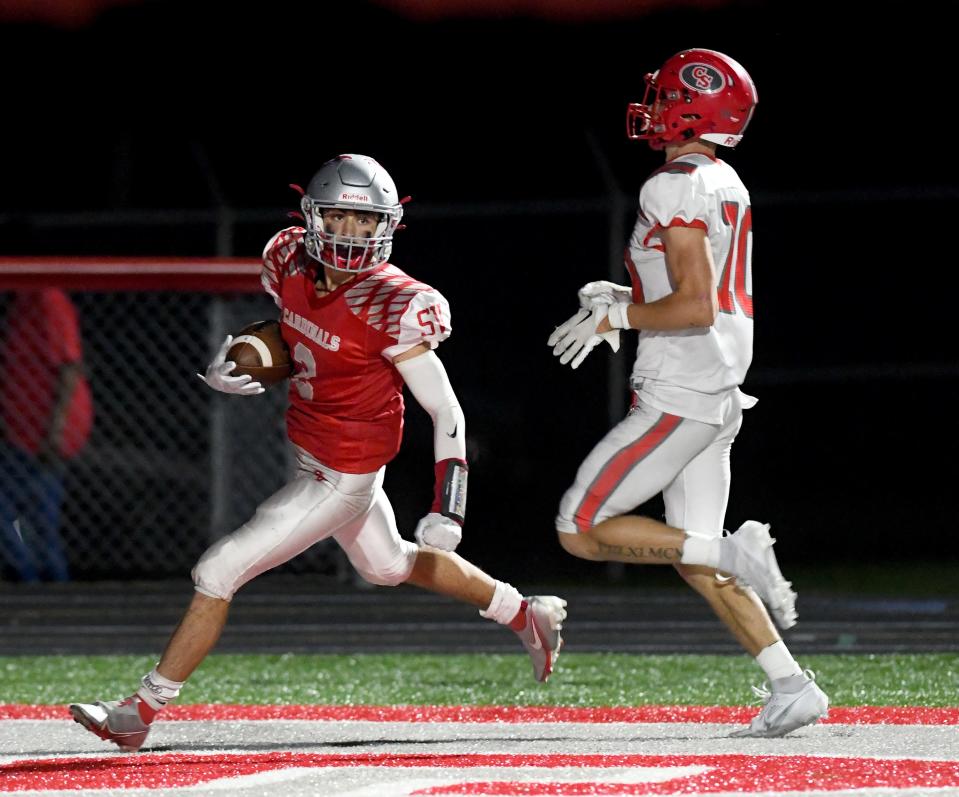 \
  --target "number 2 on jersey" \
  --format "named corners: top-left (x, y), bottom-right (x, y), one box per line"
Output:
top-left (291, 342), bottom-right (316, 400)
top-left (717, 201), bottom-right (753, 318)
